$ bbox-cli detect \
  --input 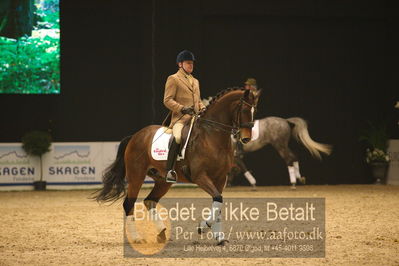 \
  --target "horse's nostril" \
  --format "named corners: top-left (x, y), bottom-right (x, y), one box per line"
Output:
top-left (241, 138), bottom-right (251, 144)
